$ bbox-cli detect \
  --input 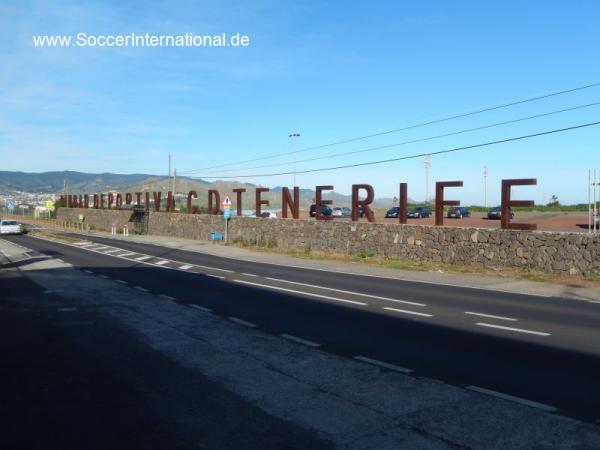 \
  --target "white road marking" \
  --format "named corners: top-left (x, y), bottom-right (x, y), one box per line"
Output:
top-left (353, 356), bottom-right (413, 374)
top-left (119, 252), bottom-right (137, 257)
top-left (234, 279), bottom-right (368, 306)
top-left (179, 264), bottom-right (193, 270)
top-left (195, 264), bottom-right (234, 273)
top-left (55, 259), bottom-right (64, 263)
top-left (134, 286), bottom-right (149, 292)
top-left (115, 280), bottom-right (127, 284)
top-left (43, 289), bottom-right (64, 294)
top-left (280, 334), bottom-right (321, 347)
top-left (159, 294), bottom-right (176, 301)
top-left (99, 275), bottom-right (110, 279)
top-left (383, 307), bottom-right (433, 317)
top-left (188, 304), bottom-right (212, 313)
top-left (83, 270), bottom-right (93, 274)
top-left (466, 386), bottom-right (557, 412)
top-left (103, 249), bottom-right (123, 254)
top-left (135, 255), bottom-right (152, 261)
top-left (228, 317), bottom-right (257, 327)
top-left (476, 322), bottom-right (550, 336)
top-left (465, 311), bottom-right (517, 321)
top-left (57, 307), bottom-right (77, 312)
top-left (205, 274), bottom-right (225, 280)
top-left (241, 273), bottom-right (258, 277)
top-left (154, 260), bottom-right (170, 265)
top-left (265, 277), bottom-right (425, 306)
